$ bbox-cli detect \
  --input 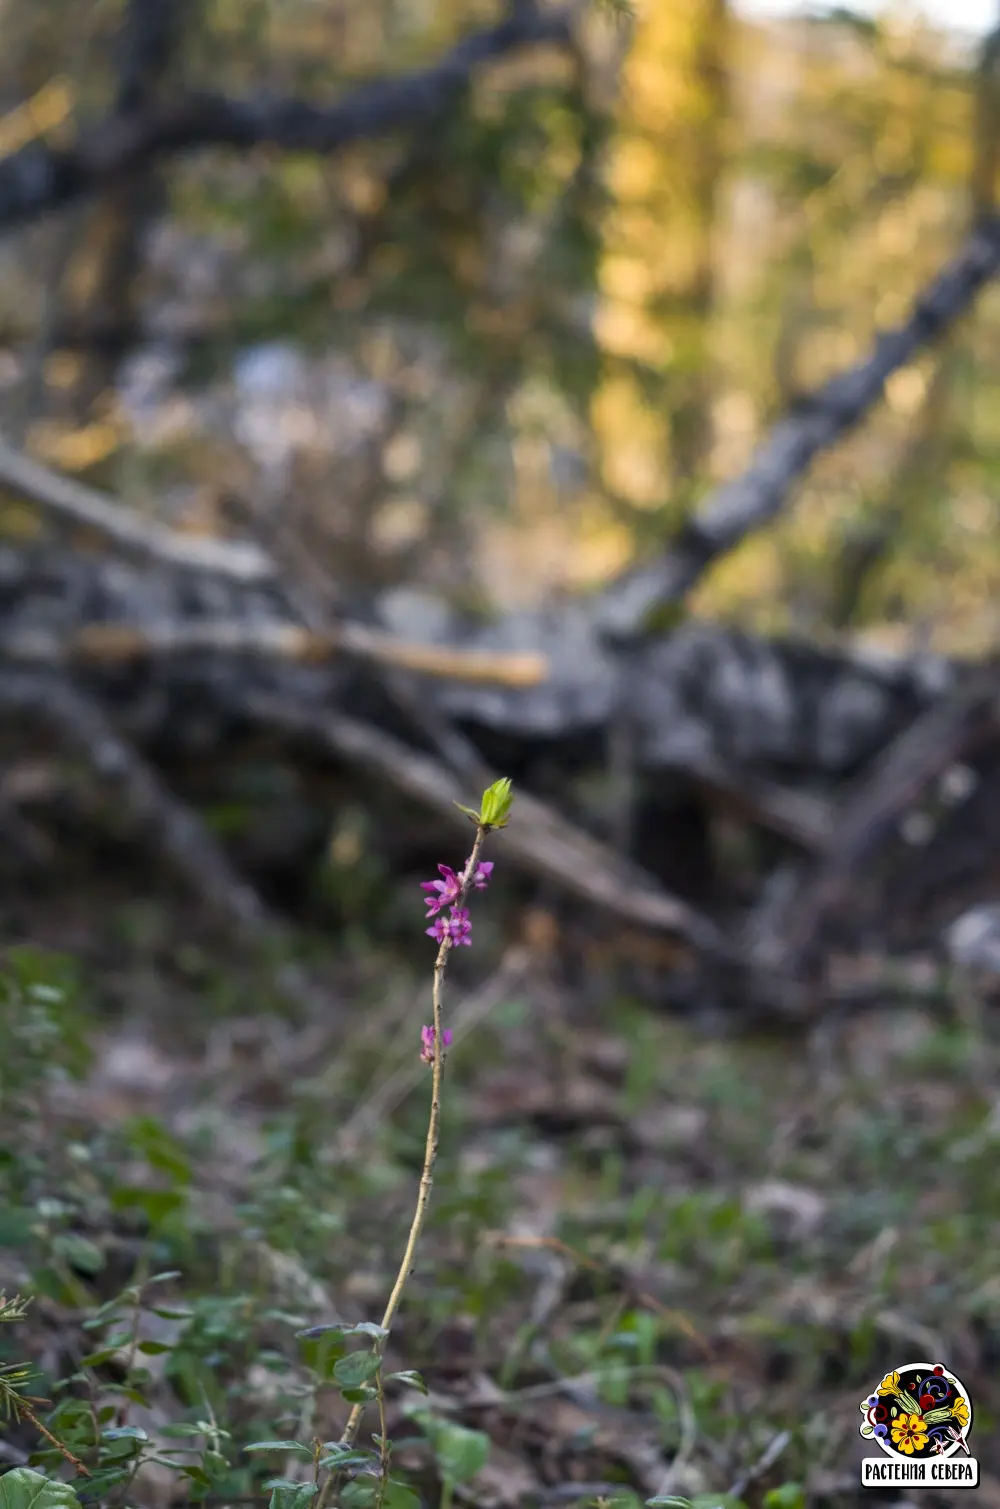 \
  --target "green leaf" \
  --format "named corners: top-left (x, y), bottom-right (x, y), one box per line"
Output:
top-left (121, 1120), bottom-right (192, 1185)
top-left (0, 1469), bottom-right (80, 1509)
top-left (297, 1319), bottom-right (387, 1343)
top-left (137, 1340), bottom-right (172, 1356)
top-left (63, 1467), bottom-right (127, 1496)
top-left (427, 1420), bottom-right (489, 1484)
top-left (178, 1465), bottom-right (212, 1487)
top-left (690, 1497), bottom-right (748, 1509)
top-left (0, 1208), bottom-right (35, 1247)
top-left (78, 1347), bottom-right (121, 1367)
top-left (317, 1451), bottom-right (374, 1471)
top-left (177, 1460), bottom-right (211, 1484)
top-left (479, 777), bottom-right (513, 829)
top-left (381, 1485), bottom-right (421, 1509)
top-left (109, 1187), bottom-right (185, 1224)
top-left (52, 1235), bottom-right (105, 1275)
top-left (763, 1487), bottom-right (806, 1509)
top-left (339, 1484), bottom-right (378, 1509)
top-left (265, 1481), bottom-right (318, 1509)
top-left (101, 1426), bottom-right (148, 1442)
top-left (385, 1370), bottom-right (427, 1394)
top-left (339, 1385), bottom-right (377, 1403)
top-left (201, 1450), bottom-right (231, 1477)
top-left (246, 1441), bottom-right (314, 1456)
top-left (333, 1351), bottom-right (381, 1387)
top-left (646, 1499), bottom-right (694, 1508)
